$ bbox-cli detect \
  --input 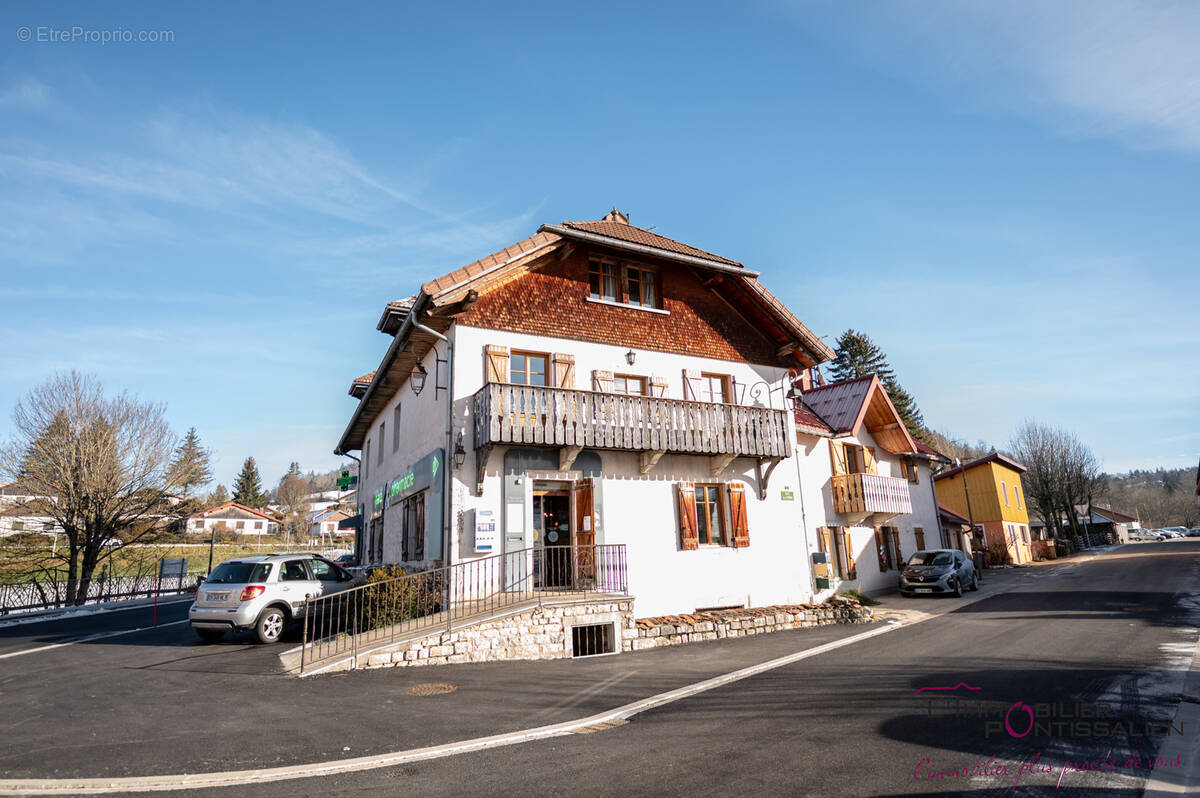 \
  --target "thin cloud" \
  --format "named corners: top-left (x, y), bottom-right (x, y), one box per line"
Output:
top-left (788, 0), bottom-right (1200, 154)
top-left (0, 76), bottom-right (51, 110)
